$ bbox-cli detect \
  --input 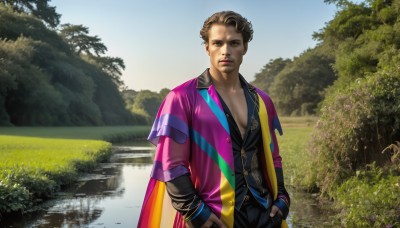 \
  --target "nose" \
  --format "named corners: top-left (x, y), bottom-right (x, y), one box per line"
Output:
top-left (221, 43), bottom-right (231, 56)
